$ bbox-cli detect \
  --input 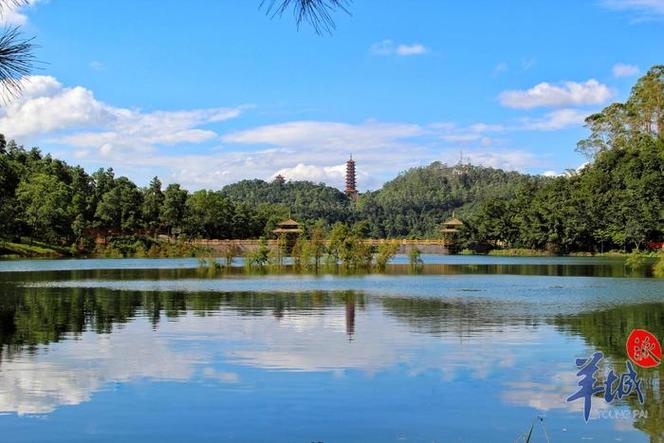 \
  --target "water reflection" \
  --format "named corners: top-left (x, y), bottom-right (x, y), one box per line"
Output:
top-left (0, 263), bottom-right (663, 441)
top-left (556, 304), bottom-right (664, 441)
